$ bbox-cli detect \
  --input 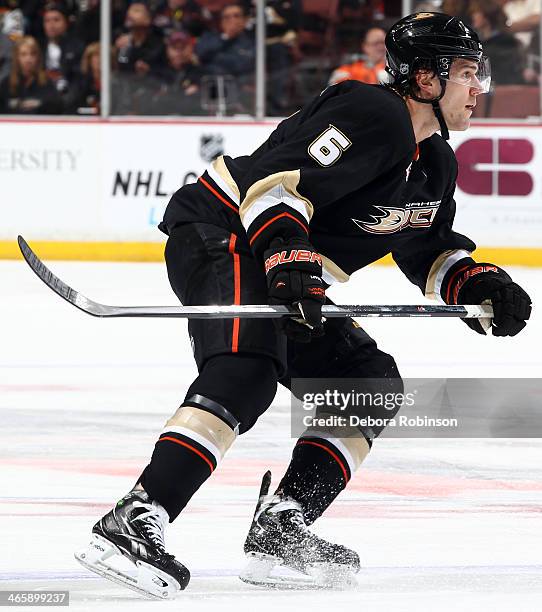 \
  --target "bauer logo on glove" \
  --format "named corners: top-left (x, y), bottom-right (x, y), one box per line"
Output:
top-left (264, 249), bottom-right (323, 274)
top-left (264, 237), bottom-right (326, 342)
